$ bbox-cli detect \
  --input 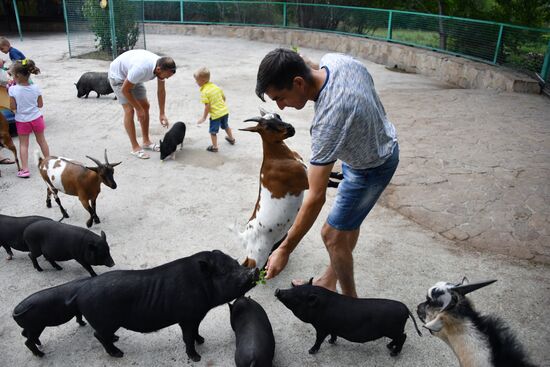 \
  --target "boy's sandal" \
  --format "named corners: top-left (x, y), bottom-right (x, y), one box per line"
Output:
top-left (17, 169), bottom-right (30, 178)
top-left (206, 145), bottom-right (218, 152)
top-left (225, 137), bottom-right (236, 145)
top-left (0, 158), bottom-right (15, 165)
top-left (143, 143), bottom-right (160, 152)
top-left (130, 149), bottom-right (150, 159)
